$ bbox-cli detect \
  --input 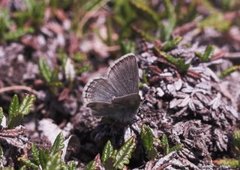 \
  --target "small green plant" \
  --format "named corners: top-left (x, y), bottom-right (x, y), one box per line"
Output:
top-left (161, 36), bottom-right (182, 51)
top-left (120, 40), bottom-right (136, 54)
top-left (195, 45), bottom-right (214, 62)
top-left (13, 0), bottom-right (45, 29)
top-left (198, 12), bottom-right (231, 32)
top-left (130, 0), bottom-right (176, 41)
top-left (0, 94), bottom-right (35, 169)
top-left (86, 137), bottom-right (136, 170)
top-left (38, 58), bottom-right (62, 91)
top-left (0, 8), bottom-right (12, 42)
top-left (20, 133), bottom-right (76, 170)
top-left (160, 134), bottom-right (182, 155)
top-left (140, 125), bottom-right (157, 160)
top-left (2, 94), bottom-right (36, 128)
top-left (71, 52), bottom-right (91, 75)
top-left (4, 27), bottom-right (34, 42)
top-left (220, 65), bottom-right (240, 78)
top-left (158, 50), bottom-right (190, 74)
top-left (0, 8), bottom-right (35, 43)
top-left (0, 0), bottom-right (45, 43)
top-left (130, 0), bottom-right (159, 26)
top-left (161, 0), bottom-right (177, 41)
